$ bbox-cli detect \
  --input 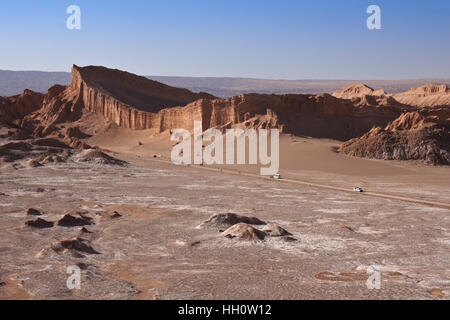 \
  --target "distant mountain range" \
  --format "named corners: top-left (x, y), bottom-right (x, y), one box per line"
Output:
top-left (1, 69), bottom-right (450, 98)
